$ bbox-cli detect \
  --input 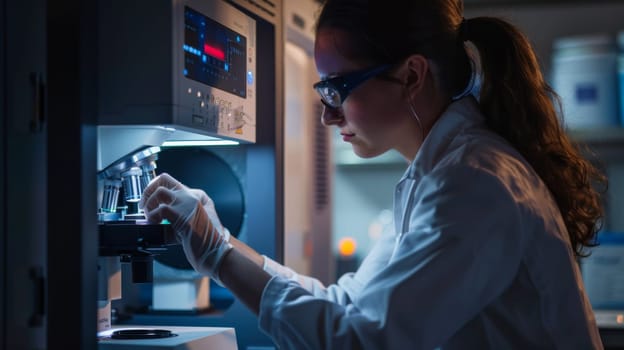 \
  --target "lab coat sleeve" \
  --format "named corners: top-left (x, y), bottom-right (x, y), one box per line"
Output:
top-left (262, 255), bottom-right (354, 304)
top-left (258, 164), bottom-right (528, 349)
